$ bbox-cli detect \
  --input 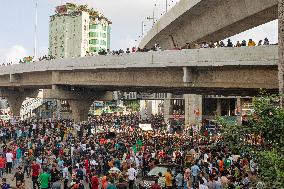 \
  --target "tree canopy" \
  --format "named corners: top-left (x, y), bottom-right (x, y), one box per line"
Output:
top-left (218, 94), bottom-right (284, 187)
